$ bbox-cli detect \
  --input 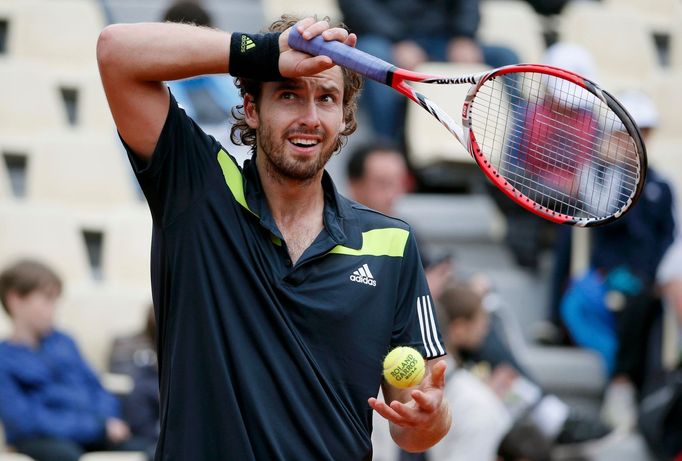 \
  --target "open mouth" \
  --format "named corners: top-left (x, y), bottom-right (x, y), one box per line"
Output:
top-left (288, 137), bottom-right (321, 149)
